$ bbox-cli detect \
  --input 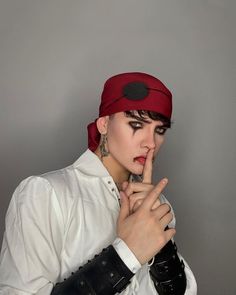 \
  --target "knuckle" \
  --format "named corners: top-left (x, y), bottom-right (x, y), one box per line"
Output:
top-left (136, 199), bottom-right (142, 207)
top-left (158, 203), bottom-right (168, 212)
top-left (133, 198), bottom-right (142, 206)
top-left (153, 185), bottom-right (162, 195)
top-left (167, 212), bottom-right (173, 220)
top-left (129, 194), bottom-right (136, 200)
top-left (125, 183), bottom-right (131, 190)
top-left (128, 182), bottom-right (134, 189)
top-left (155, 199), bottom-right (161, 207)
top-left (125, 188), bottom-right (132, 196)
top-left (163, 203), bottom-right (171, 212)
top-left (130, 200), bottom-right (136, 209)
top-left (151, 185), bottom-right (160, 195)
